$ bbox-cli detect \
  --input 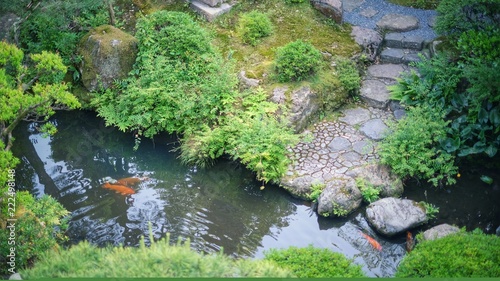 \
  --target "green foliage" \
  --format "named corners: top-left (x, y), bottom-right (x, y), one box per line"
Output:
top-left (355, 177), bottom-right (380, 203)
top-left (379, 105), bottom-right (458, 186)
top-left (331, 201), bottom-right (349, 217)
top-left (18, 0), bottom-right (115, 66)
top-left (237, 11), bottom-right (273, 46)
top-left (0, 191), bottom-right (69, 275)
top-left (93, 11), bottom-right (237, 137)
top-left (264, 245), bottom-right (365, 278)
top-left (335, 57), bottom-right (361, 94)
top-left (180, 88), bottom-right (298, 183)
top-left (0, 42), bottom-right (80, 149)
top-left (388, 0), bottom-right (441, 9)
top-left (22, 234), bottom-right (292, 278)
top-left (308, 182), bottom-right (325, 202)
top-left (284, 0), bottom-right (306, 3)
top-left (419, 201), bottom-right (439, 220)
top-left (435, 0), bottom-right (500, 38)
top-left (274, 40), bottom-right (322, 82)
top-left (396, 231), bottom-right (500, 277)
